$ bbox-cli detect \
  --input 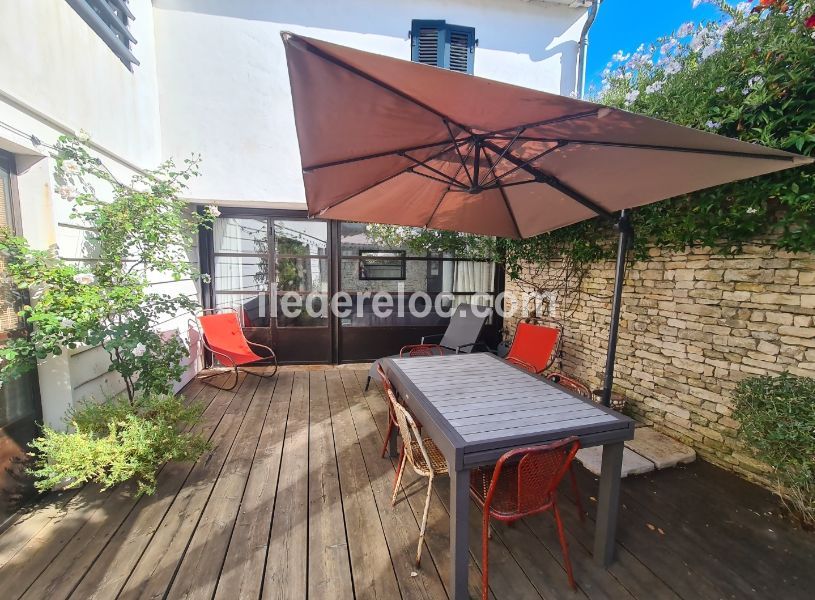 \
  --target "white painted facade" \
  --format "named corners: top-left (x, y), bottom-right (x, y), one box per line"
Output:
top-left (153, 0), bottom-right (589, 206)
top-left (0, 0), bottom-right (588, 428)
